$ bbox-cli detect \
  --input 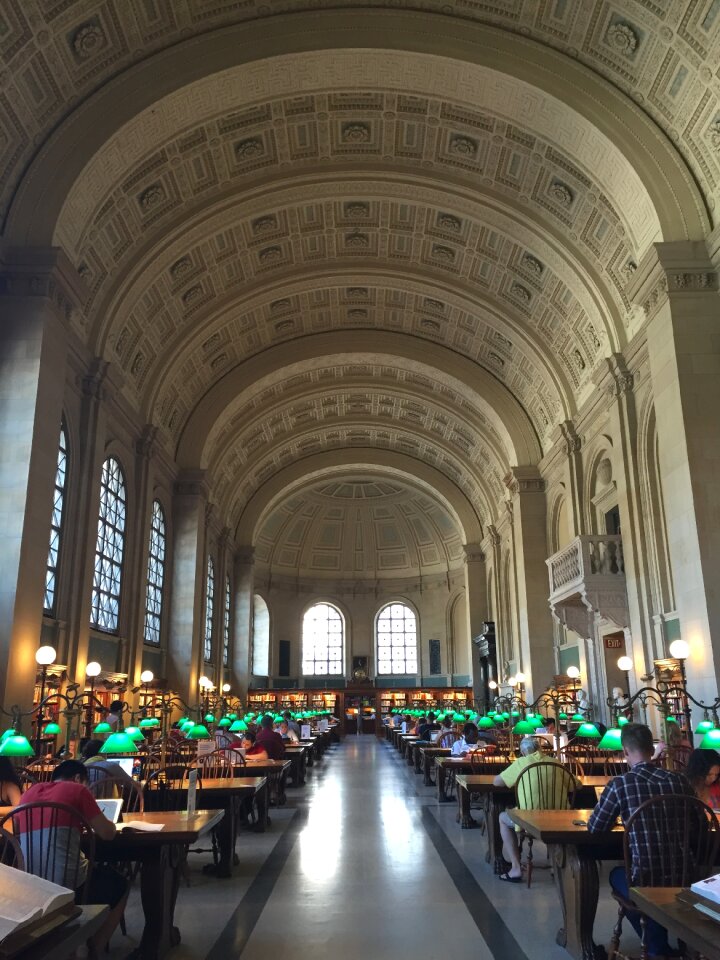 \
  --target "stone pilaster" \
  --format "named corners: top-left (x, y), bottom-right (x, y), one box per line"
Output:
top-left (504, 466), bottom-right (554, 700)
top-left (0, 248), bottom-right (83, 713)
top-left (232, 546), bottom-right (255, 699)
top-left (463, 543), bottom-right (487, 703)
top-left (628, 240), bottom-right (720, 703)
top-left (558, 419), bottom-right (585, 537)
